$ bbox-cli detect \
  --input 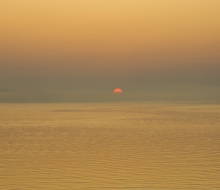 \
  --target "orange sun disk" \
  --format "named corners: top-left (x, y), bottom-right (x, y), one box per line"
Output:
top-left (114, 88), bottom-right (122, 93)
